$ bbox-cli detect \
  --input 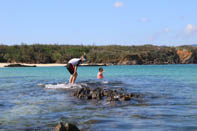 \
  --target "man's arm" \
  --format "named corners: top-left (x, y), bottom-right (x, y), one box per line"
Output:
top-left (73, 66), bottom-right (78, 75)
